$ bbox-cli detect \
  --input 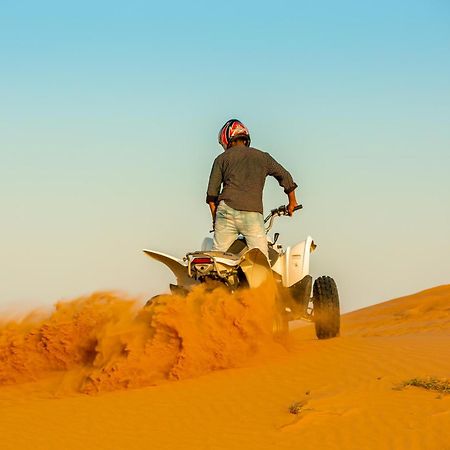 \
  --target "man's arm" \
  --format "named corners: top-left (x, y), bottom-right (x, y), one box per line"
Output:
top-left (287, 189), bottom-right (299, 216)
top-left (206, 157), bottom-right (222, 223)
top-left (208, 201), bottom-right (217, 225)
top-left (265, 153), bottom-right (299, 215)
